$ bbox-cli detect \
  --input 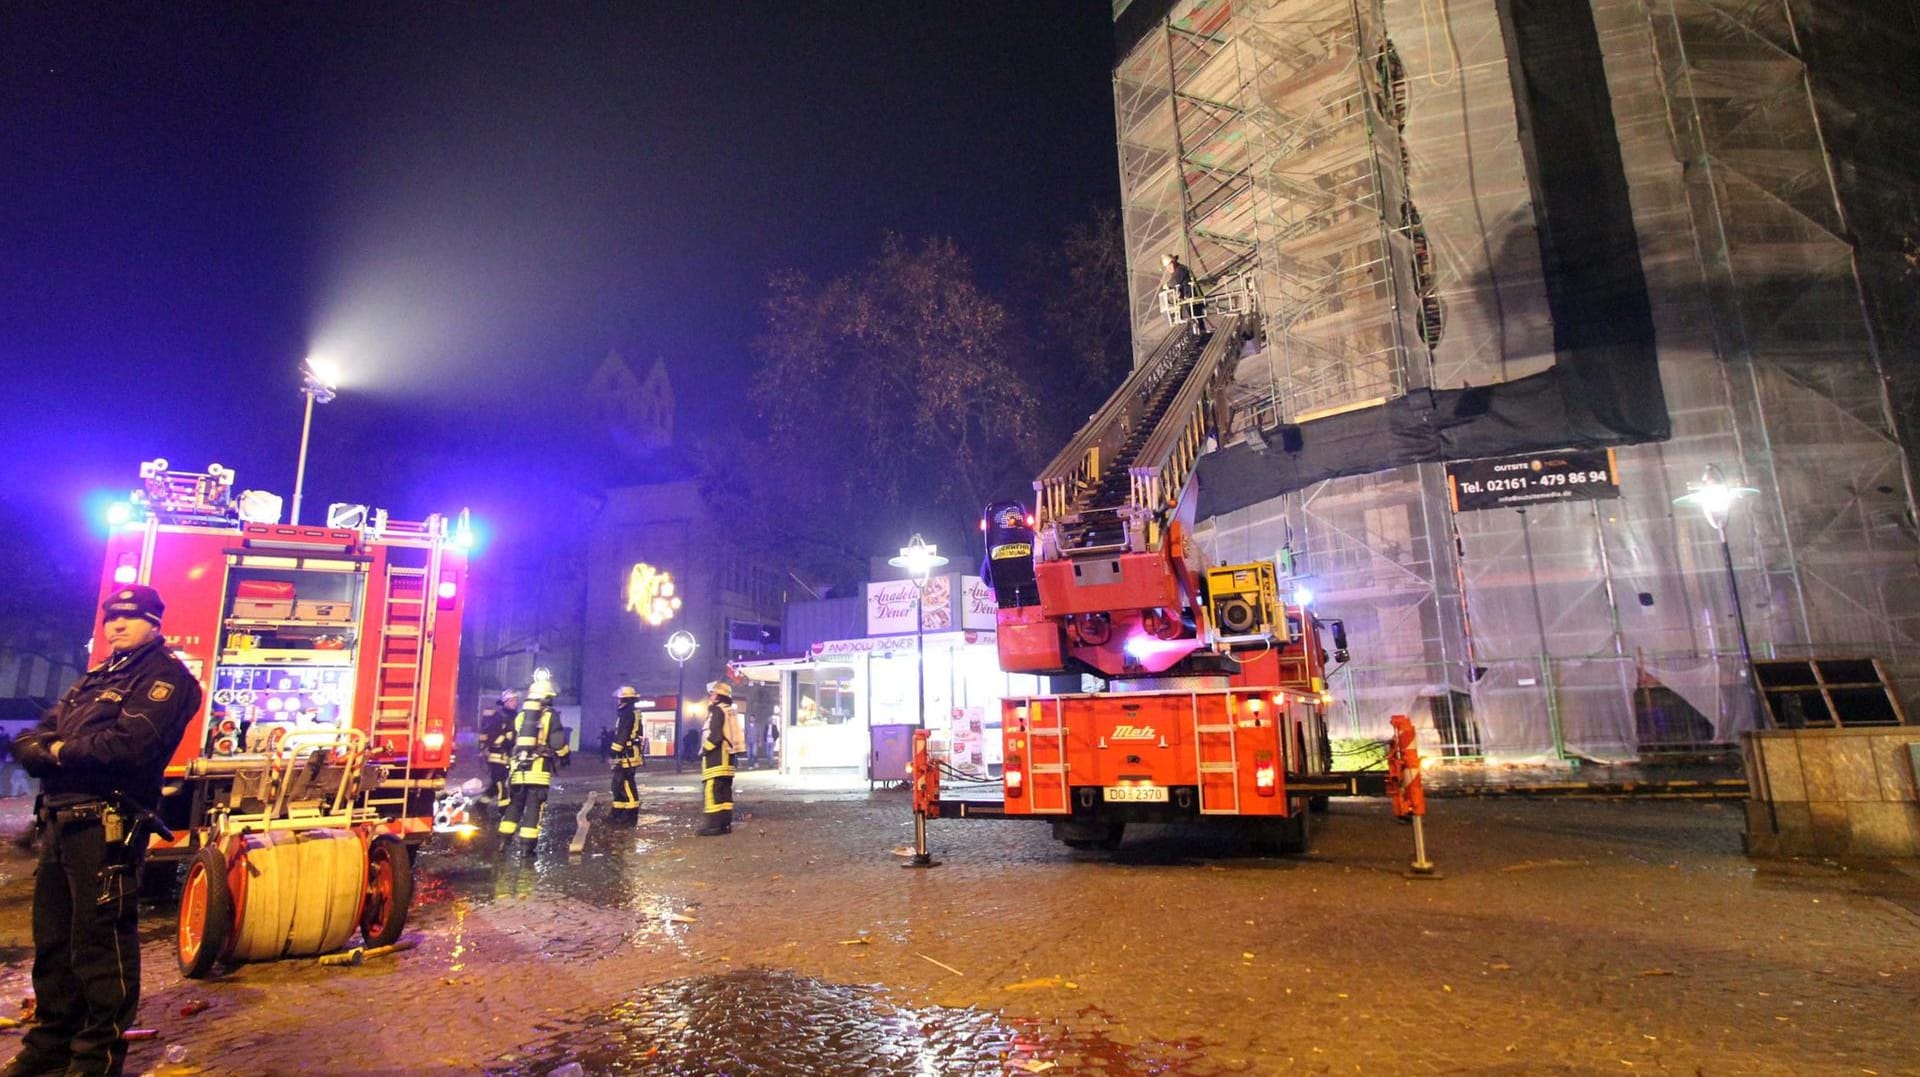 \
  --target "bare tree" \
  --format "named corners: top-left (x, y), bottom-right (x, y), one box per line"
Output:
top-left (1045, 206), bottom-right (1134, 402)
top-left (739, 235), bottom-right (1042, 580)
